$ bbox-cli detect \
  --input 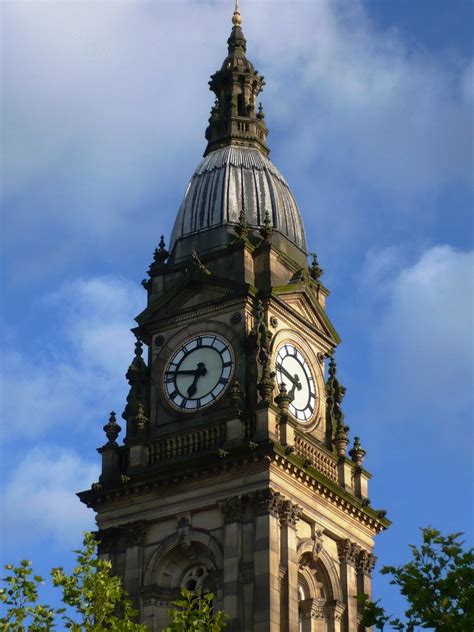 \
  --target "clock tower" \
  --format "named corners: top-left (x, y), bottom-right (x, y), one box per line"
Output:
top-left (79, 5), bottom-right (389, 631)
